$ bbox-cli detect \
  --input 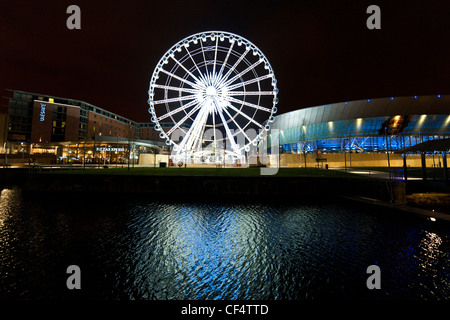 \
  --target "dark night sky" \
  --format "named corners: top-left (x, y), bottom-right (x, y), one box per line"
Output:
top-left (1, 0), bottom-right (450, 121)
